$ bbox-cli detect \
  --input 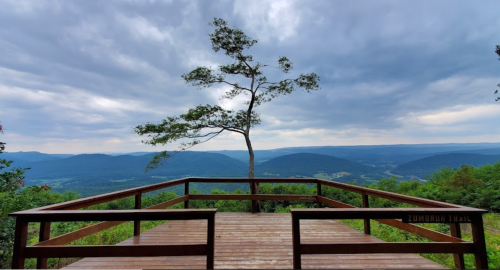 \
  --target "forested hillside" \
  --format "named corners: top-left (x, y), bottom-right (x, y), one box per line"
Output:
top-left (24, 152), bottom-right (247, 180)
top-left (20, 152), bottom-right (388, 196)
top-left (392, 153), bottom-right (500, 179)
top-left (210, 143), bottom-right (500, 164)
top-left (1, 151), bottom-right (72, 163)
top-left (23, 152), bottom-right (247, 196)
top-left (255, 153), bottom-right (383, 181)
